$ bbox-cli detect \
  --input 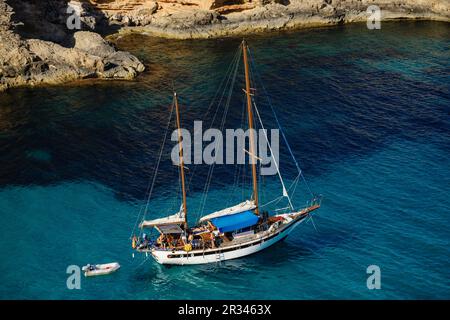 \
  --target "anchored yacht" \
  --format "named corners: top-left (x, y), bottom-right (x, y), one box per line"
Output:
top-left (130, 40), bottom-right (321, 265)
